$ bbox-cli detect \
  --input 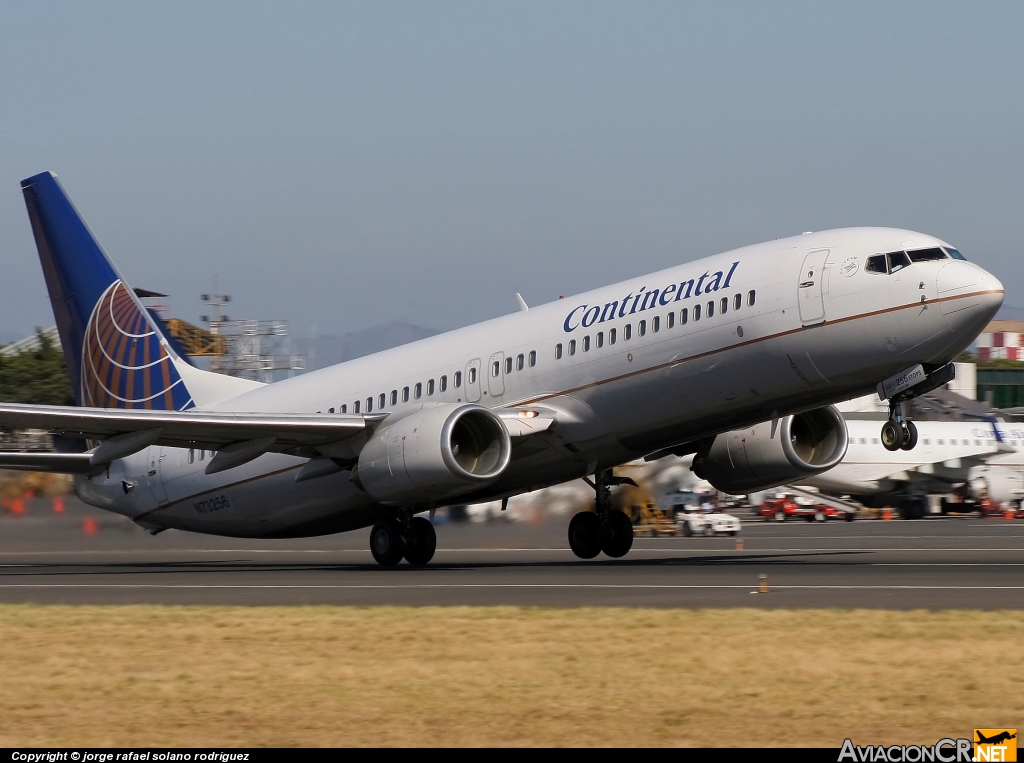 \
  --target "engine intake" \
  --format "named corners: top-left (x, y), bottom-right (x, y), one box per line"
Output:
top-left (356, 403), bottom-right (511, 505)
top-left (694, 406), bottom-right (848, 494)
